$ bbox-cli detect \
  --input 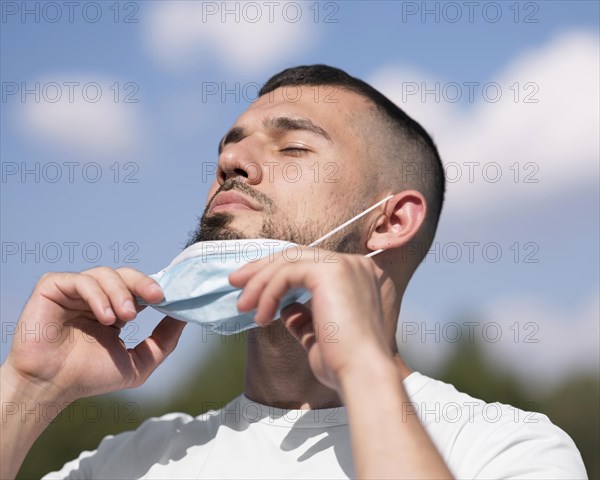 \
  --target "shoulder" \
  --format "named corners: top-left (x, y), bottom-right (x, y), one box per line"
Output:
top-left (42, 405), bottom-right (227, 479)
top-left (403, 372), bottom-right (587, 479)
